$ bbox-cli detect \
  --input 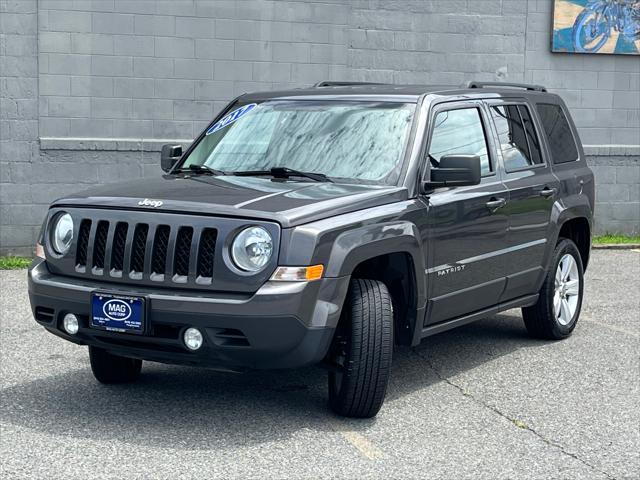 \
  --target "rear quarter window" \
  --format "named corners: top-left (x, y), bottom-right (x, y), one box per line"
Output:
top-left (536, 104), bottom-right (579, 164)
